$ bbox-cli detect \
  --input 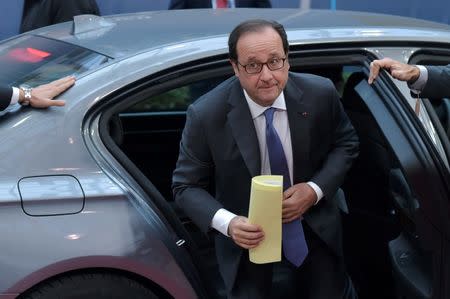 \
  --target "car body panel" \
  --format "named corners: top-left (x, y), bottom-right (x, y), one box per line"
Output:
top-left (0, 8), bottom-right (449, 299)
top-left (0, 63), bottom-right (196, 297)
top-left (0, 175), bottom-right (195, 298)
